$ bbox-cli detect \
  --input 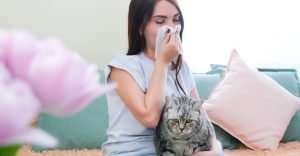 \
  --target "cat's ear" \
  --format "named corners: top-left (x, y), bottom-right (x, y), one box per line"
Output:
top-left (165, 96), bottom-right (174, 109)
top-left (193, 99), bottom-right (204, 112)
